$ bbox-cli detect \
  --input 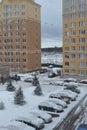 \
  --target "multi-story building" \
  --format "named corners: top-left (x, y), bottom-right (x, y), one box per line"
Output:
top-left (0, 0), bottom-right (41, 73)
top-left (63, 0), bottom-right (87, 78)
